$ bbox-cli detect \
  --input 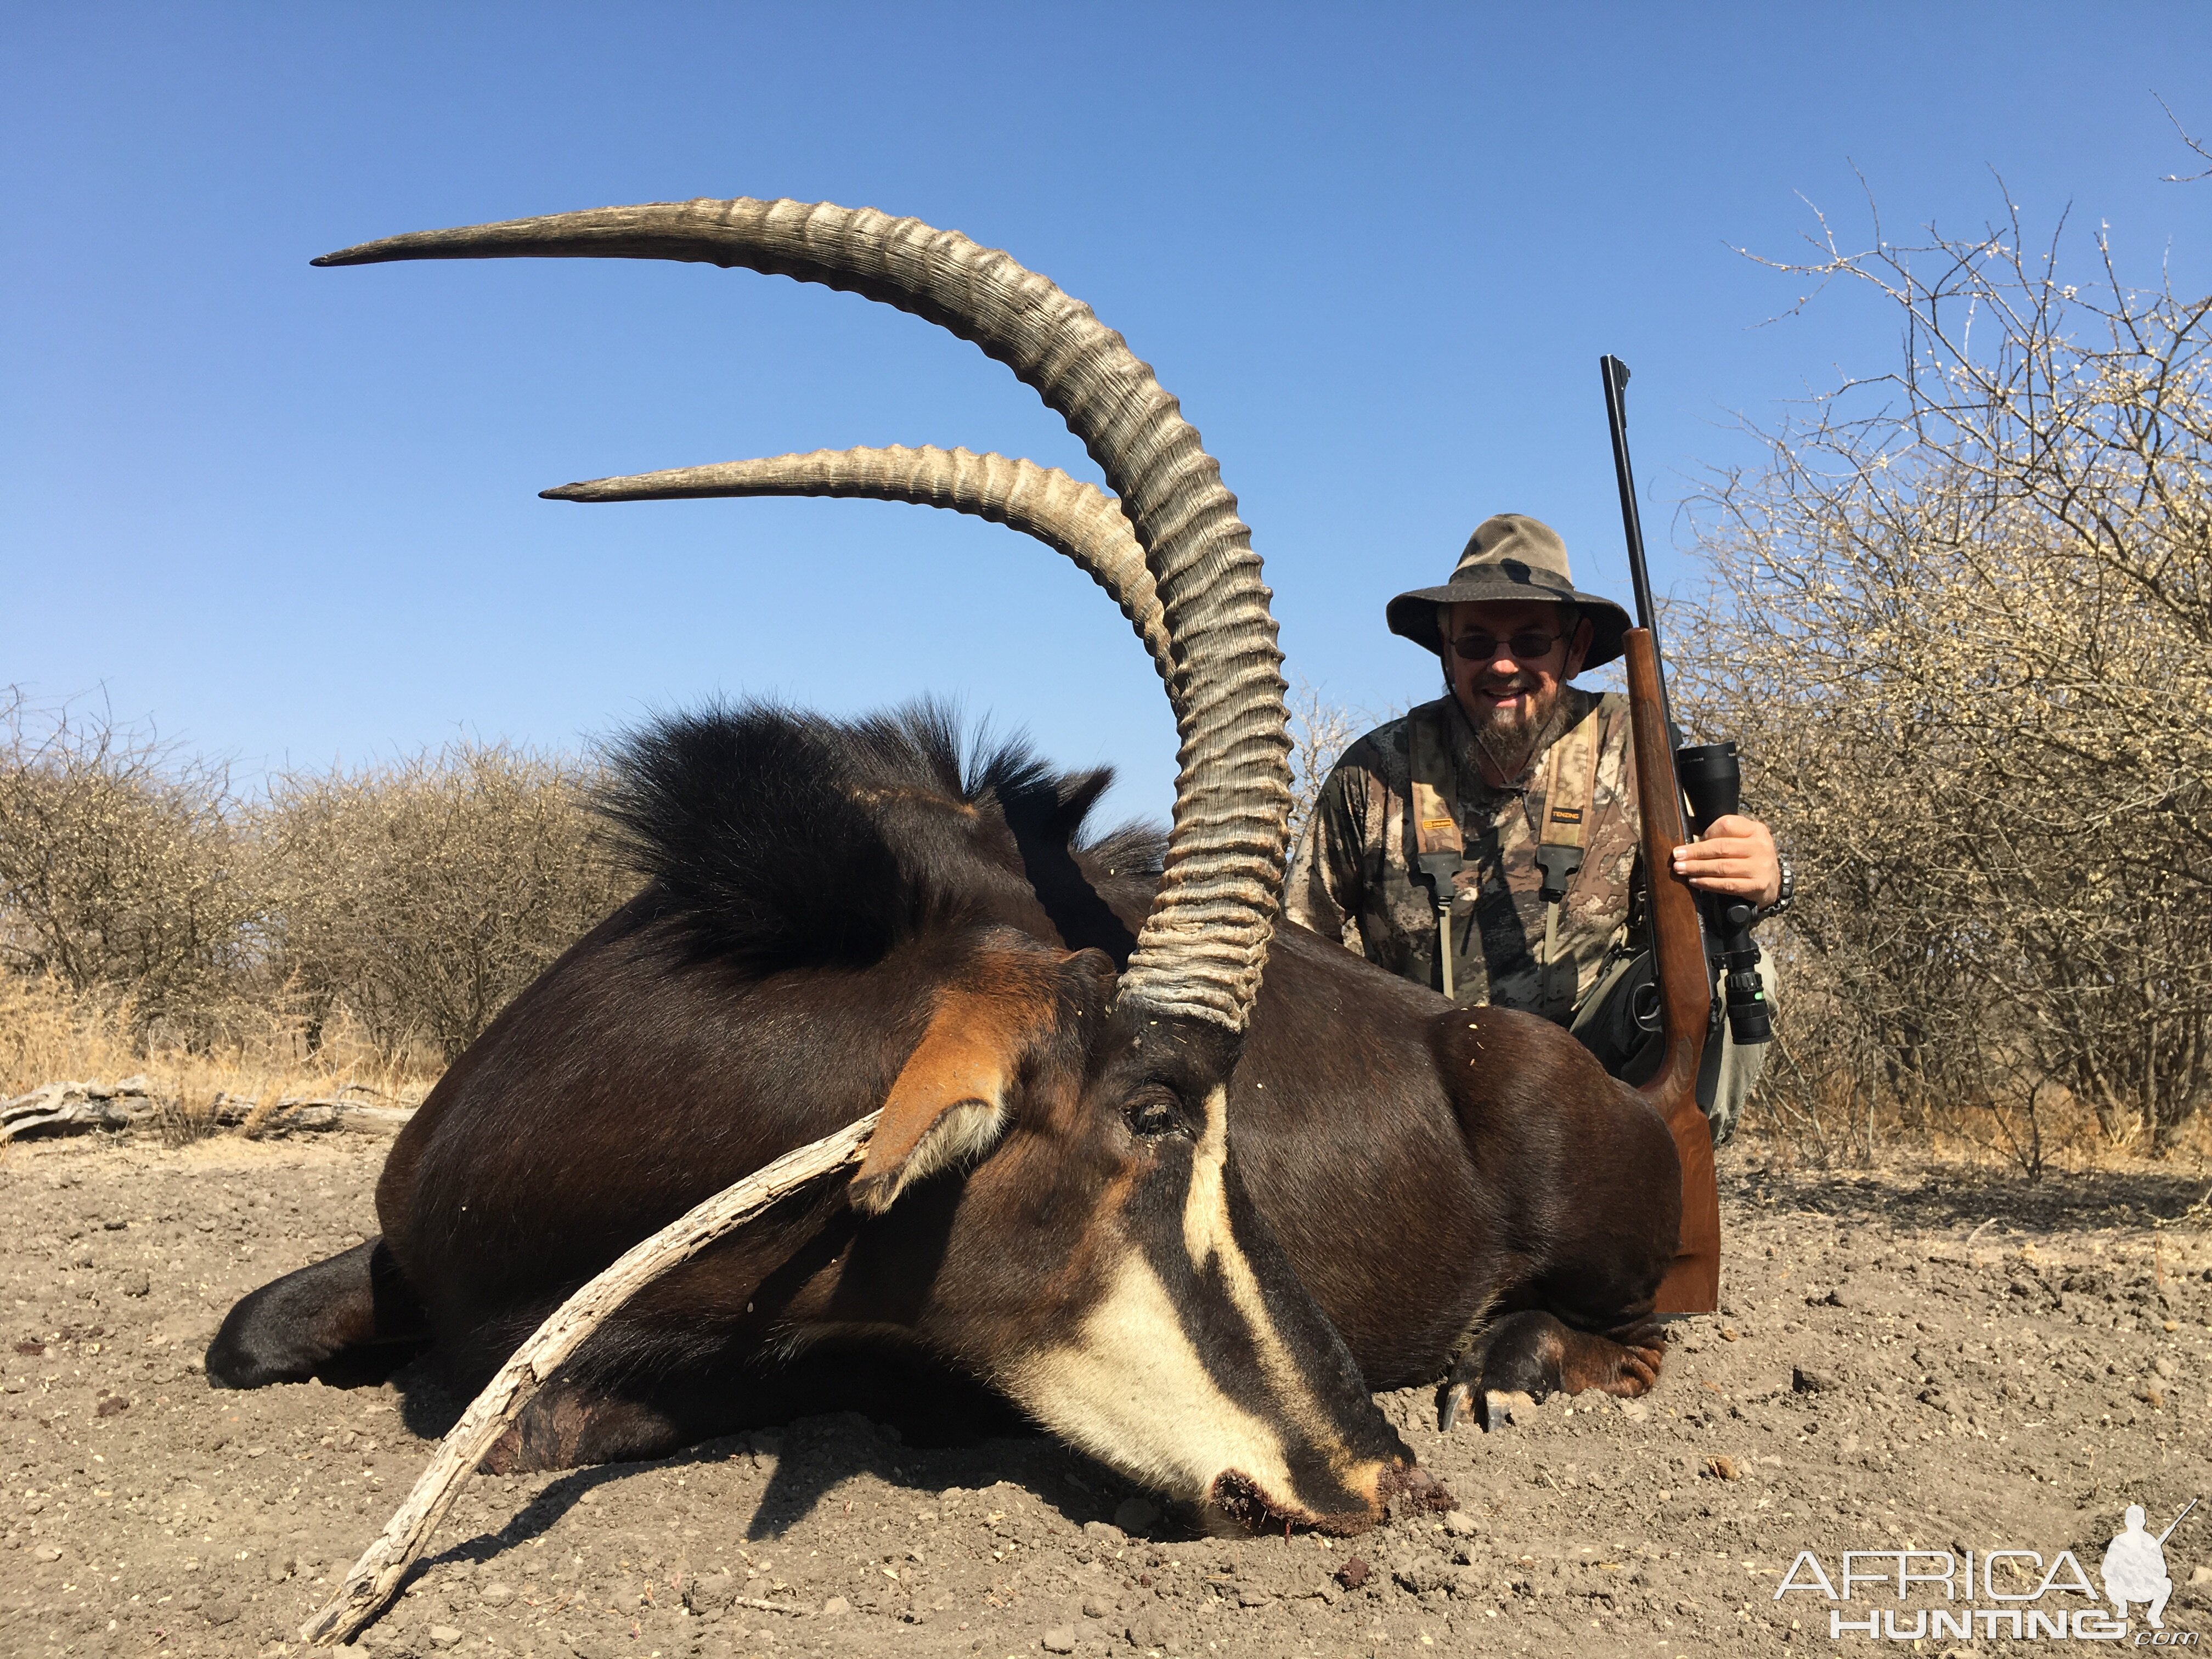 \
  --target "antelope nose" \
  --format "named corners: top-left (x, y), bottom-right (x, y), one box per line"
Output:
top-left (1207, 1457), bottom-right (1451, 1537)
